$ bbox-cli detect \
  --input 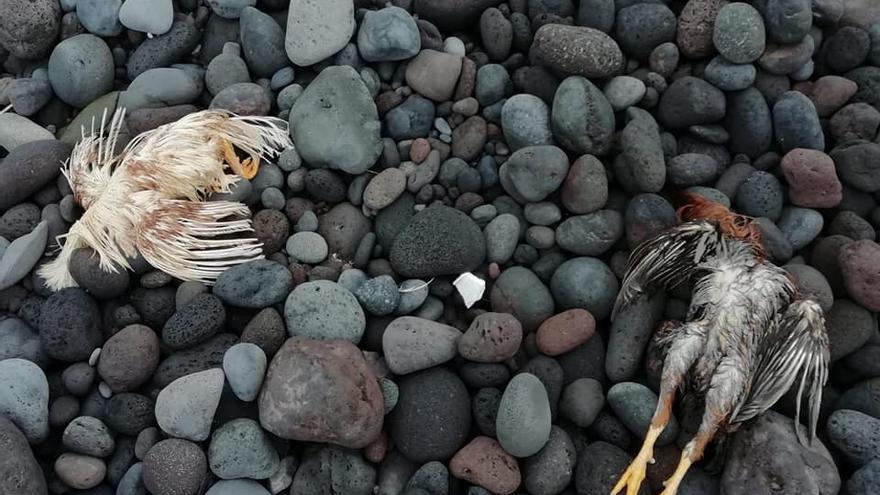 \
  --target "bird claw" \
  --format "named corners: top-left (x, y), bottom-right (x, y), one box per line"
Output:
top-left (611, 450), bottom-right (652, 495)
top-left (222, 139), bottom-right (260, 179)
